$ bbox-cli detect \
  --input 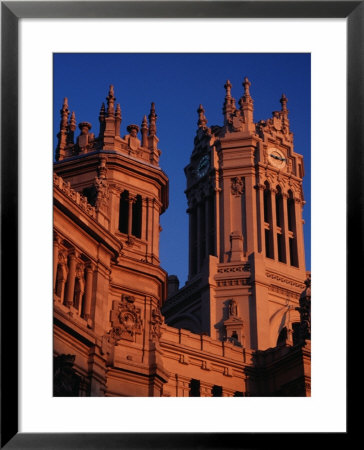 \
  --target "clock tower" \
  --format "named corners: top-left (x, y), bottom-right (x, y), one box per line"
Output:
top-left (163, 78), bottom-right (307, 351)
